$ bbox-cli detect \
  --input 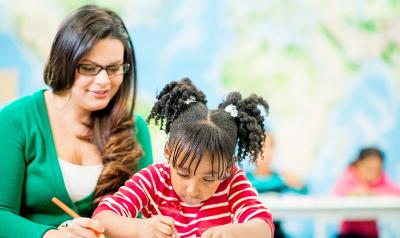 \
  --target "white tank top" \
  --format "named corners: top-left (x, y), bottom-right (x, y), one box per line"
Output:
top-left (58, 159), bottom-right (104, 202)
